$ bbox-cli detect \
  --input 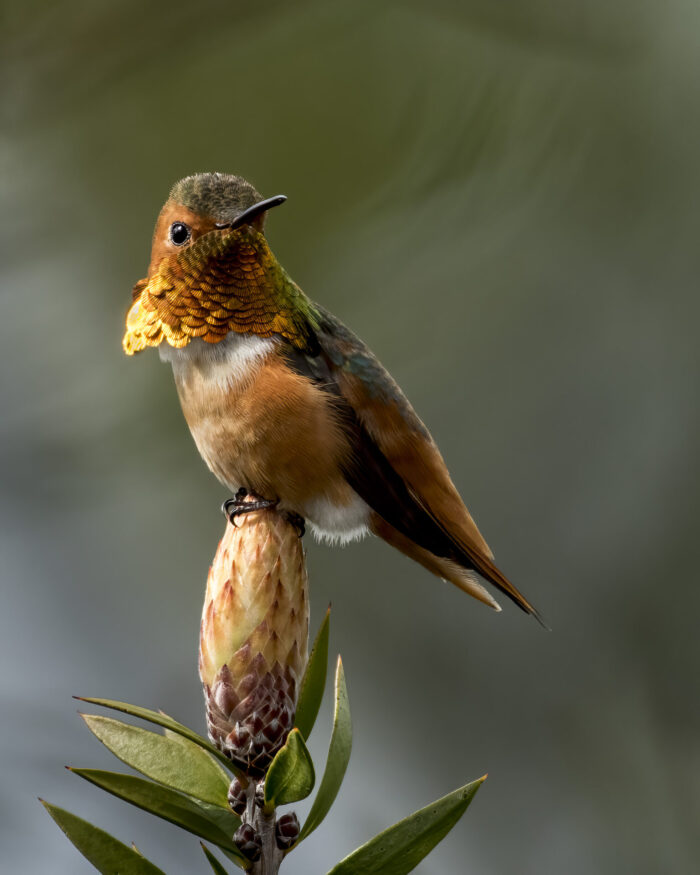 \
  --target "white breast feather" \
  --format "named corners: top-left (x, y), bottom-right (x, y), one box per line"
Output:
top-left (160, 333), bottom-right (277, 391)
